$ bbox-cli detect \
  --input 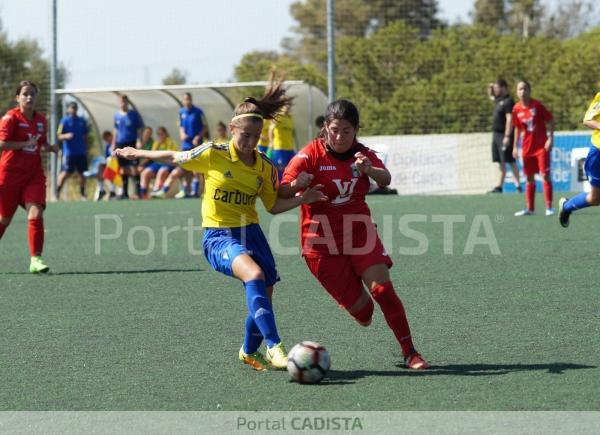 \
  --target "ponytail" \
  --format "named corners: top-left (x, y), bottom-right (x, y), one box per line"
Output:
top-left (231, 68), bottom-right (293, 126)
